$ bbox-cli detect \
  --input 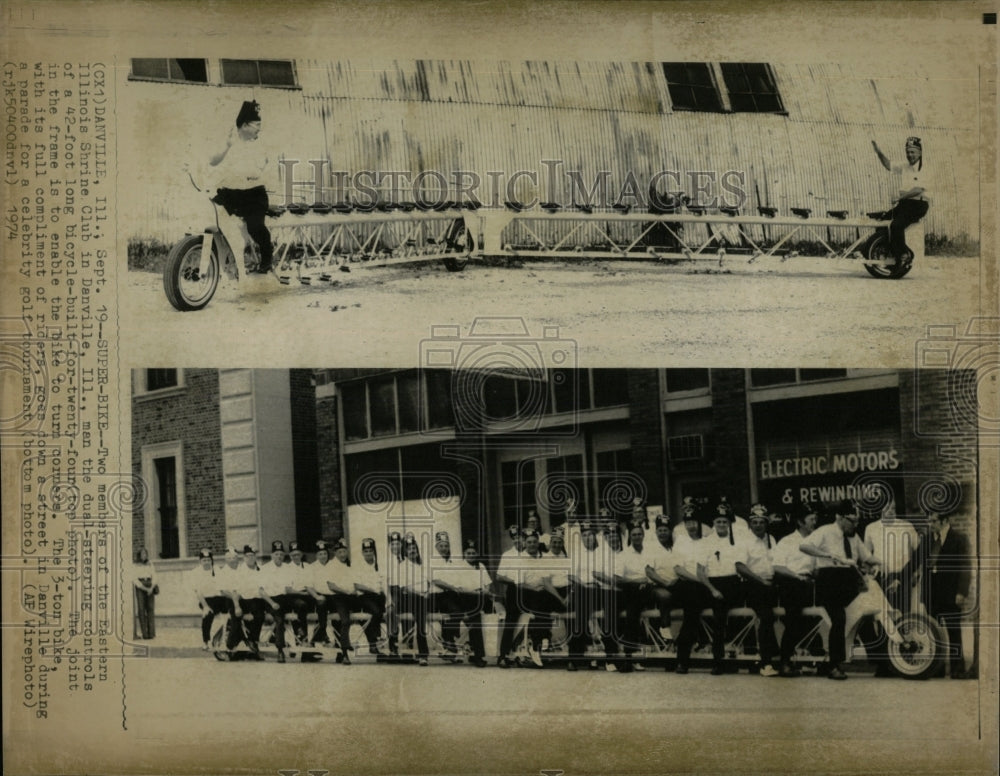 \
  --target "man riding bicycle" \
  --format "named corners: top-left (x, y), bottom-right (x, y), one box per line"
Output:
top-left (870, 136), bottom-right (929, 263)
top-left (208, 100), bottom-right (274, 274)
